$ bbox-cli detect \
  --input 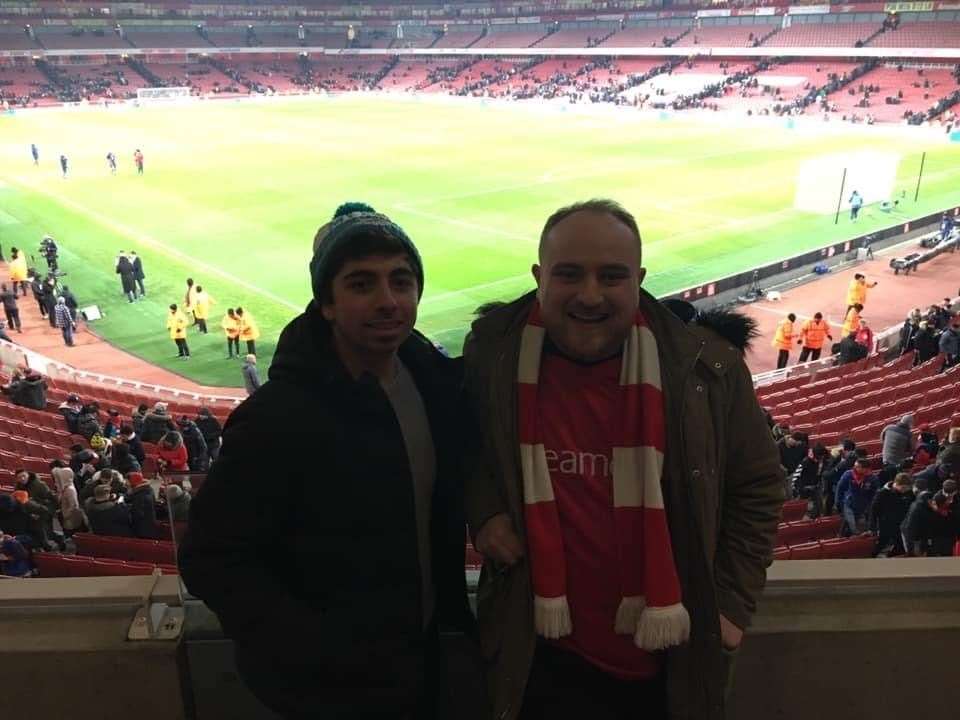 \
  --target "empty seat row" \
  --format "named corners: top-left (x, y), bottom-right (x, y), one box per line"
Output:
top-left (73, 533), bottom-right (177, 565)
top-left (773, 535), bottom-right (876, 560)
top-left (33, 552), bottom-right (178, 578)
